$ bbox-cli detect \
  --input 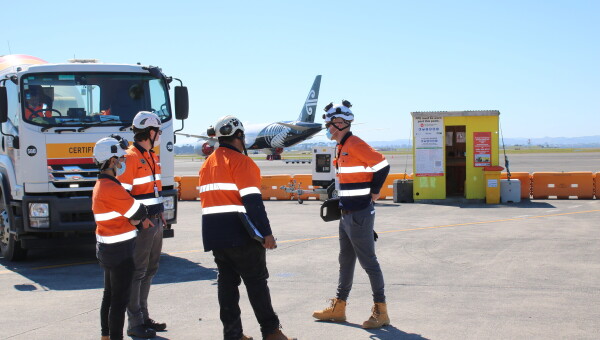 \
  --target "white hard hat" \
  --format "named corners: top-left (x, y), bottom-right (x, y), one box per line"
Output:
top-left (93, 136), bottom-right (127, 167)
top-left (213, 115), bottom-right (244, 137)
top-left (323, 100), bottom-right (354, 122)
top-left (132, 111), bottom-right (161, 130)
